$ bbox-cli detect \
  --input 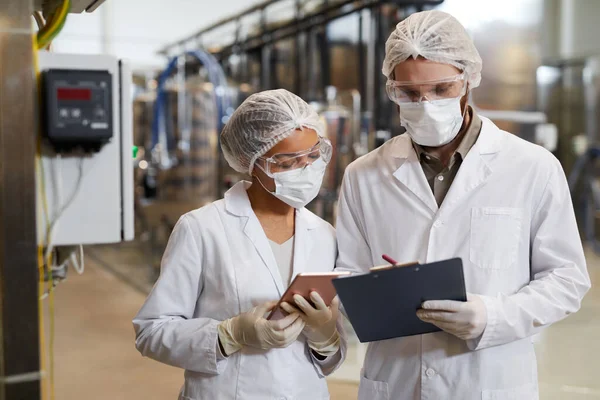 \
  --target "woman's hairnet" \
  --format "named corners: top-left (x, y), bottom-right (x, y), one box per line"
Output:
top-left (382, 10), bottom-right (482, 89)
top-left (220, 89), bottom-right (324, 174)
